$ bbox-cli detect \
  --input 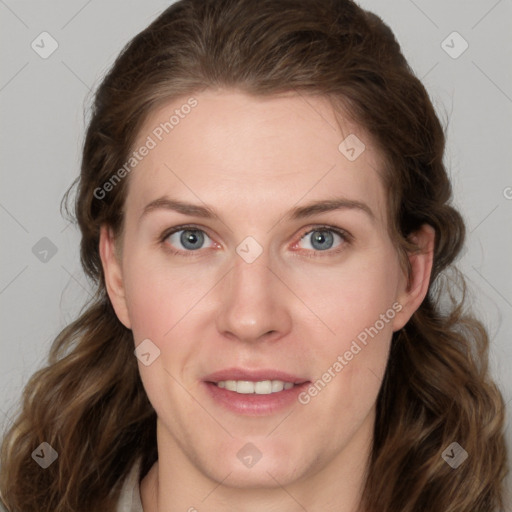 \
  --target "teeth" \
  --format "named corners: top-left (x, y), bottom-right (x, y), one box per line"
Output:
top-left (216, 380), bottom-right (295, 394)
